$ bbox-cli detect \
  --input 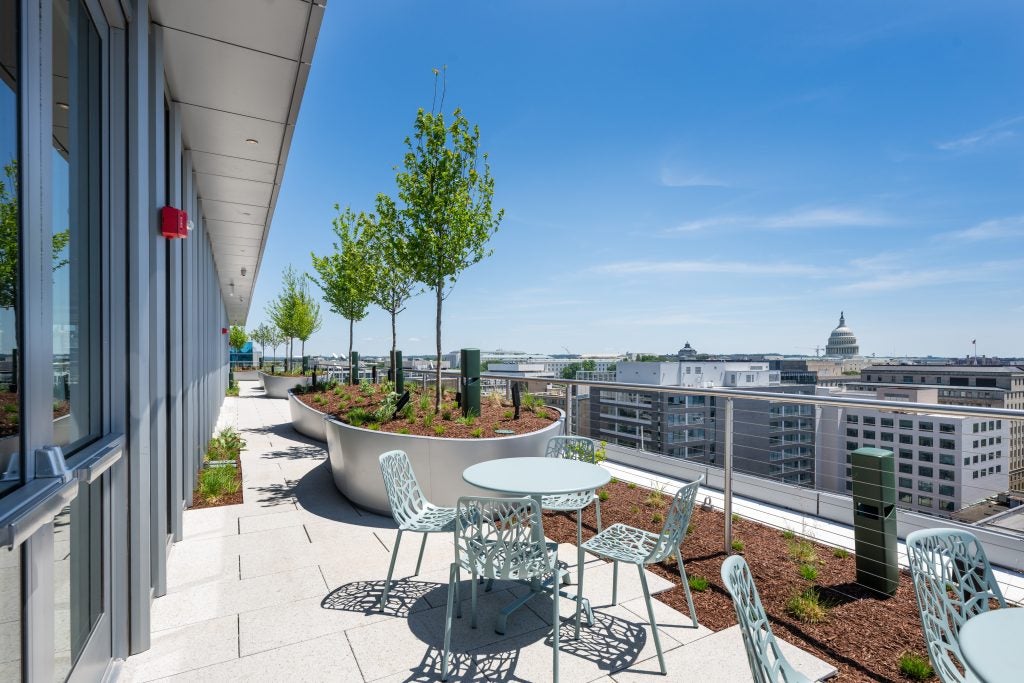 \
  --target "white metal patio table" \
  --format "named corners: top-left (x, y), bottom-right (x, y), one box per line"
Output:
top-left (463, 456), bottom-right (611, 635)
top-left (958, 607), bottom-right (1024, 683)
